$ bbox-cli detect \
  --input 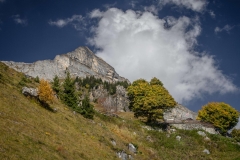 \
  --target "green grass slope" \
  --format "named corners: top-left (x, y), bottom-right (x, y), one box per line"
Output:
top-left (0, 62), bottom-right (240, 160)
